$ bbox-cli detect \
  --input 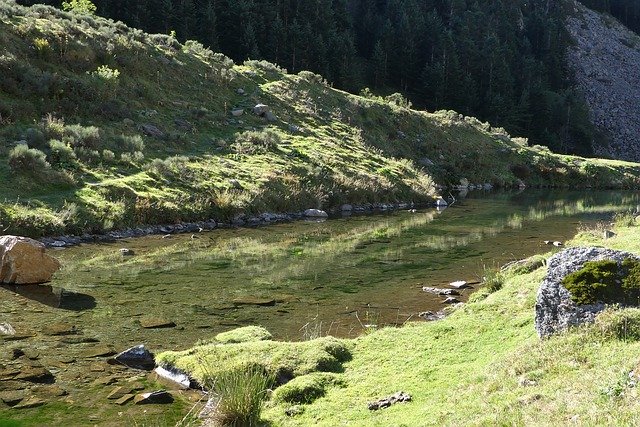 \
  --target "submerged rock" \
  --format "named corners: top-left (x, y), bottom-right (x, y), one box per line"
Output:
top-left (139, 317), bottom-right (176, 329)
top-left (534, 247), bottom-right (640, 338)
top-left (0, 235), bottom-right (61, 284)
